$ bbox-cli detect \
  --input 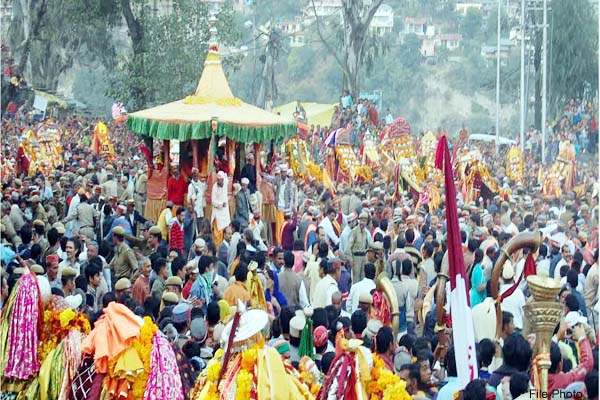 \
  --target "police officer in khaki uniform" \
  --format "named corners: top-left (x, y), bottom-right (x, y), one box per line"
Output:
top-left (62, 193), bottom-right (99, 240)
top-left (109, 226), bottom-right (138, 282)
top-left (134, 169), bottom-right (148, 218)
top-left (345, 211), bottom-right (371, 282)
top-left (30, 195), bottom-right (47, 223)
